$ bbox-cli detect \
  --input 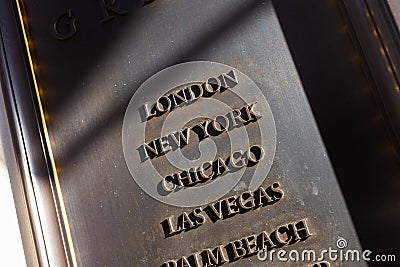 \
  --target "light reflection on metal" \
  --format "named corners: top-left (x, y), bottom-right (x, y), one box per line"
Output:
top-left (340, 0), bottom-right (400, 148)
top-left (15, 1), bottom-right (78, 266)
